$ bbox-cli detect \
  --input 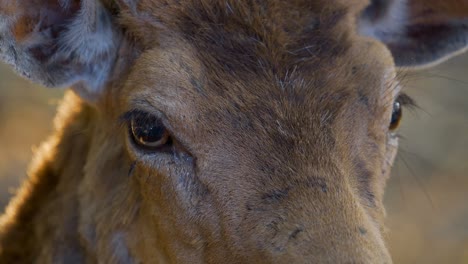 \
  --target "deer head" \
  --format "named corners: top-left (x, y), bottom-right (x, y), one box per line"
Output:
top-left (0, 0), bottom-right (467, 263)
